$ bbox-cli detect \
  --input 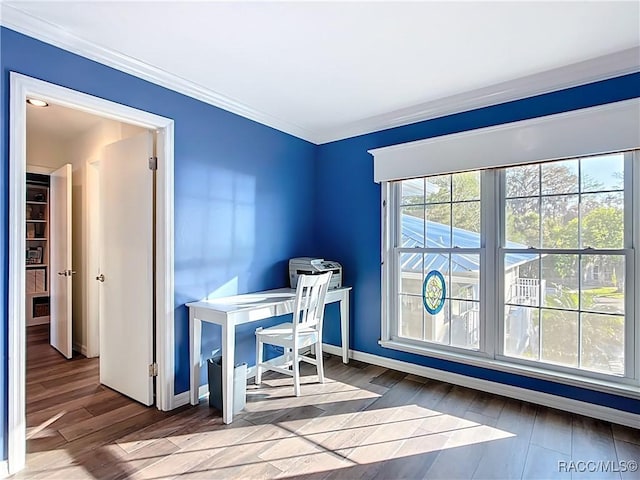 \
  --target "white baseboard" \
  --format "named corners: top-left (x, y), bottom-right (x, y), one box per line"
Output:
top-left (172, 364), bottom-right (259, 409)
top-left (321, 344), bottom-right (640, 429)
top-left (173, 391), bottom-right (189, 408)
top-left (173, 386), bottom-right (209, 409)
top-left (0, 460), bottom-right (9, 478)
top-left (26, 317), bottom-right (49, 327)
top-left (72, 342), bottom-right (87, 357)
